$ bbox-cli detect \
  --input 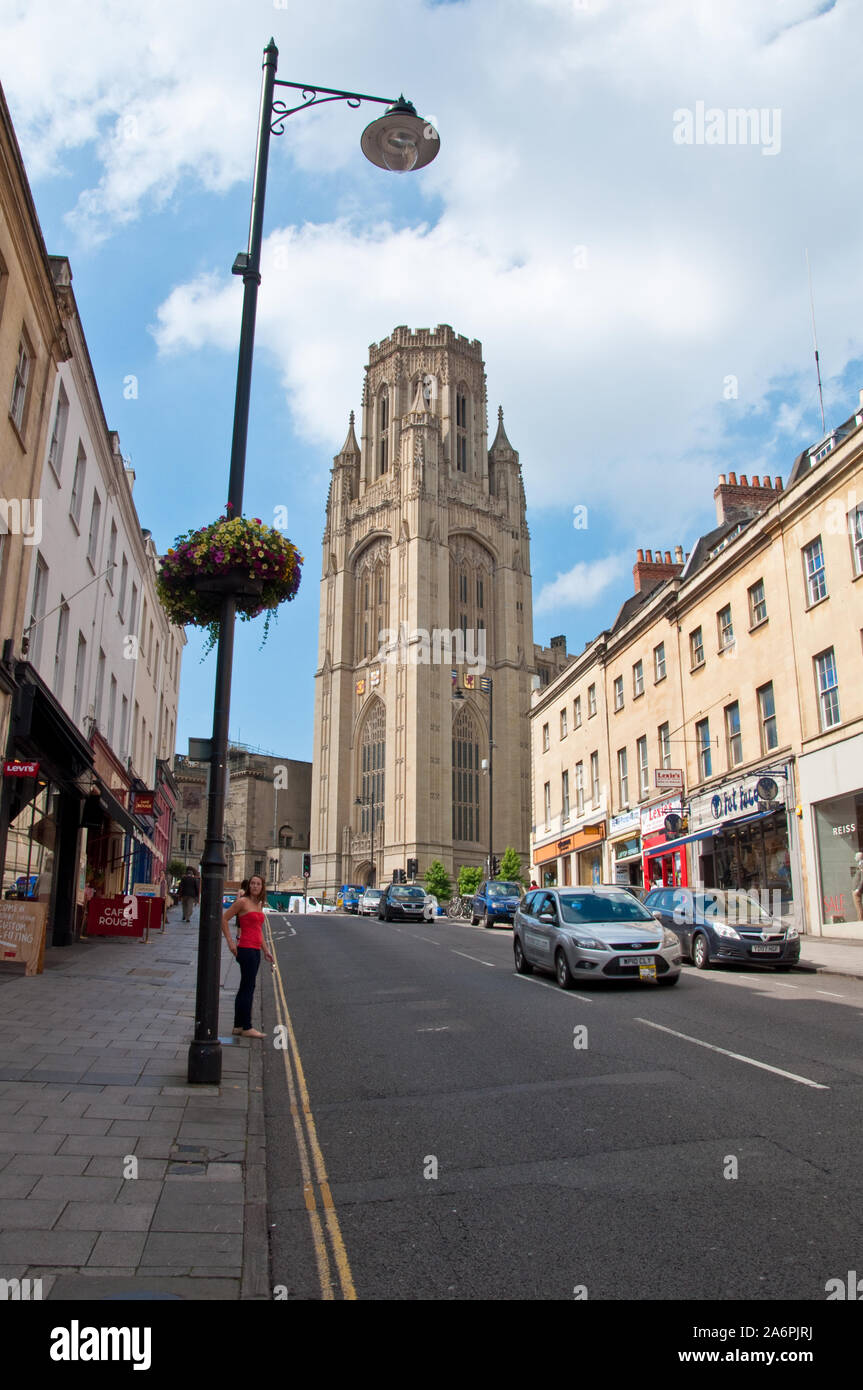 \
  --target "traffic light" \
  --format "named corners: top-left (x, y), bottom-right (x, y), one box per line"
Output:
top-left (302, 852), bottom-right (311, 878)
top-left (407, 857), bottom-right (418, 880)
top-left (491, 855), bottom-right (500, 877)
